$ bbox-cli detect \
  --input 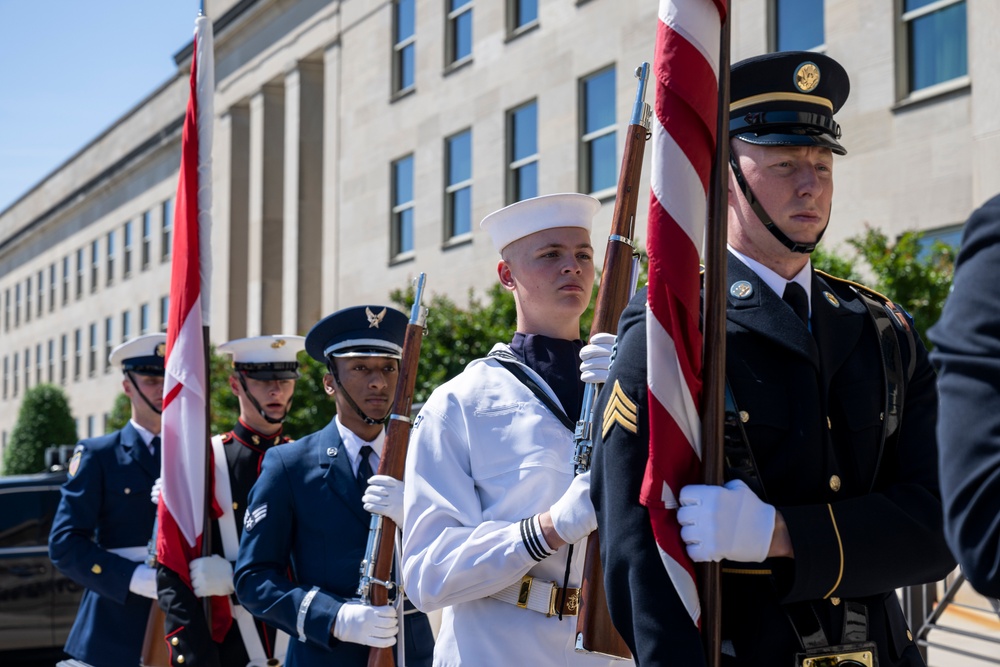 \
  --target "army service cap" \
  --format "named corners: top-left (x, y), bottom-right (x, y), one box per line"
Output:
top-left (305, 306), bottom-right (407, 362)
top-left (109, 333), bottom-right (167, 376)
top-left (218, 335), bottom-right (305, 380)
top-left (729, 51), bottom-right (850, 155)
top-left (480, 193), bottom-right (600, 254)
